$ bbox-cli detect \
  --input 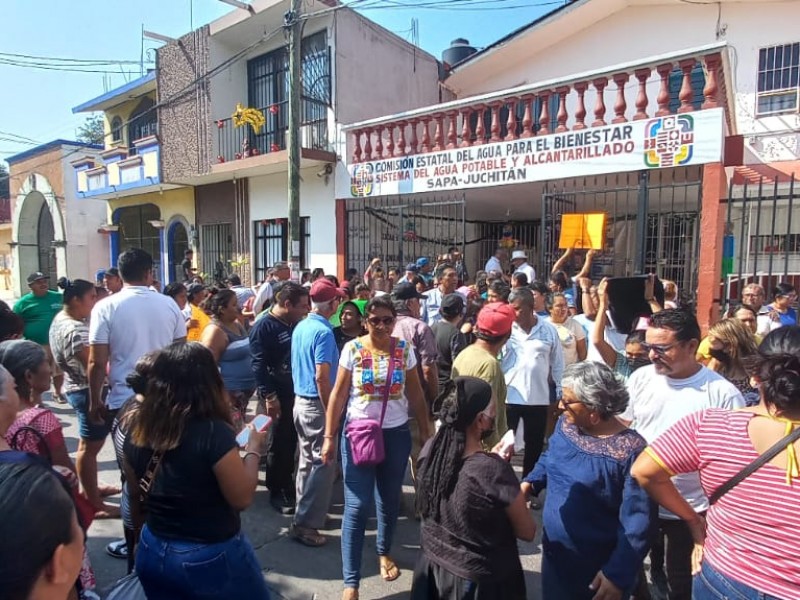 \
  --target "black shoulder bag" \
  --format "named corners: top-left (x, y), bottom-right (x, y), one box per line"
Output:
top-left (709, 426), bottom-right (800, 505)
